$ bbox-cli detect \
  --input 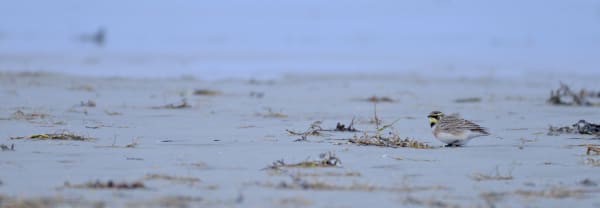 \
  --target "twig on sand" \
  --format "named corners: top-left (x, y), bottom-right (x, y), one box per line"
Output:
top-left (587, 145), bottom-right (600, 155)
top-left (286, 119), bottom-right (359, 141)
top-left (264, 152), bottom-right (341, 170)
top-left (470, 166), bottom-right (513, 181)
